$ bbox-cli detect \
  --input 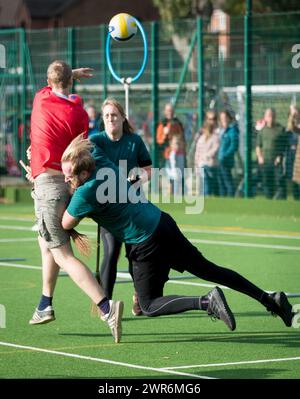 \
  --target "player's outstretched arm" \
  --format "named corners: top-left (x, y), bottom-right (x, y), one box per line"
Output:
top-left (72, 68), bottom-right (94, 82)
top-left (62, 210), bottom-right (80, 230)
